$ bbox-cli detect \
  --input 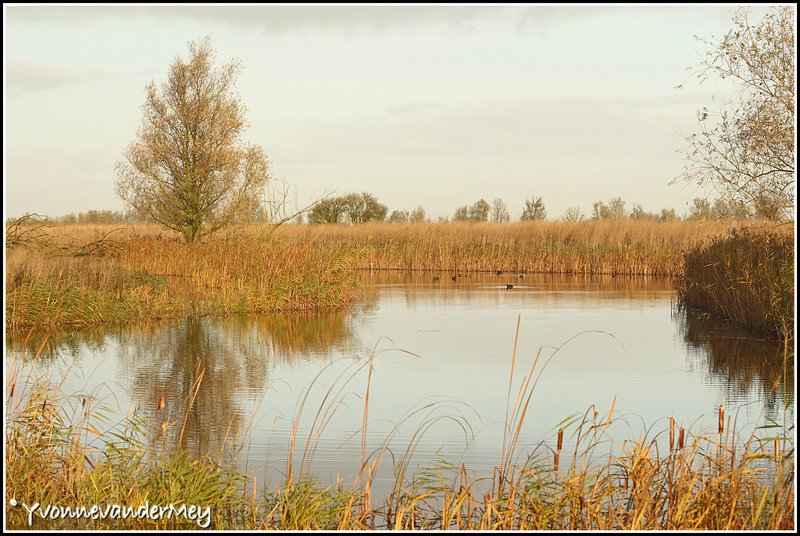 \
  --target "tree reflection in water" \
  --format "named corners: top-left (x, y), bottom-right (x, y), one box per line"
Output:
top-left (7, 311), bottom-right (358, 461)
top-left (677, 309), bottom-right (793, 416)
top-left (116, 312), bottom-right (358, 459)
